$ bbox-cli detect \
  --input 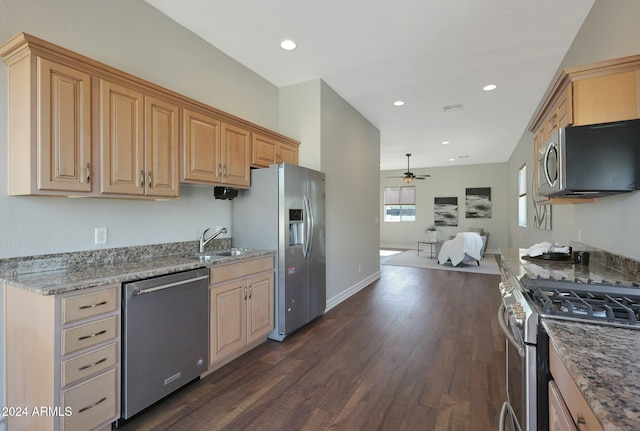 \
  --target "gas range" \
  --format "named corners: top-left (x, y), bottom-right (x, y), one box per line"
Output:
top-left (519, 274), bottom-right (640, 330)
